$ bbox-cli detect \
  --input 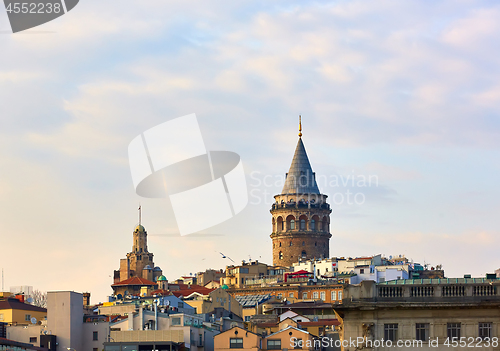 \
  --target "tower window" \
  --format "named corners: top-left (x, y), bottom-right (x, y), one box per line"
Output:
top-left (311, 220), bottom-right (315, 230)
top-left (281, 221), bottom-right (284, 230)
top-left (289, 241), bottom-right (293, 246)
top-left (302, 251), bottom-right (307, 259)
top-left (300, 219), bottom-right (306, 230)
top-left (315, 242), bottom-right (317, 247)
top-left (302, 241), bottom-right (305, 246)
top-left (279, 252), bottom-right (283, 260)
top-left (290, 220), bottom-right (295, 230)
top-left (279, 242), bottom-right (281, 247)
